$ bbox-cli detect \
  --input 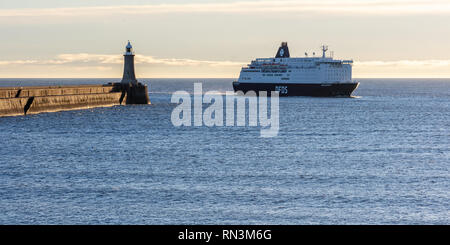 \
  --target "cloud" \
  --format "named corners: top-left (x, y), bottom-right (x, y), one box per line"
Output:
top-left (1, 0), bottom-right (450, 17)
top-left (55, 54), bottom-right (122, 64)
top-left (3, 54), bottom-right (449, 68)
top-left (354, 60), bottom-right (450, 67)
top-left (0, 60), bottom-right (39, 65)
top-left (2, 54), bottom-right (450, 78)
top-left (353, 59), bottom-right (450, 78)
top-left (135, 55), bottom-right (244, 67)
top-left (0, 53), bottom-right (245, 67)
